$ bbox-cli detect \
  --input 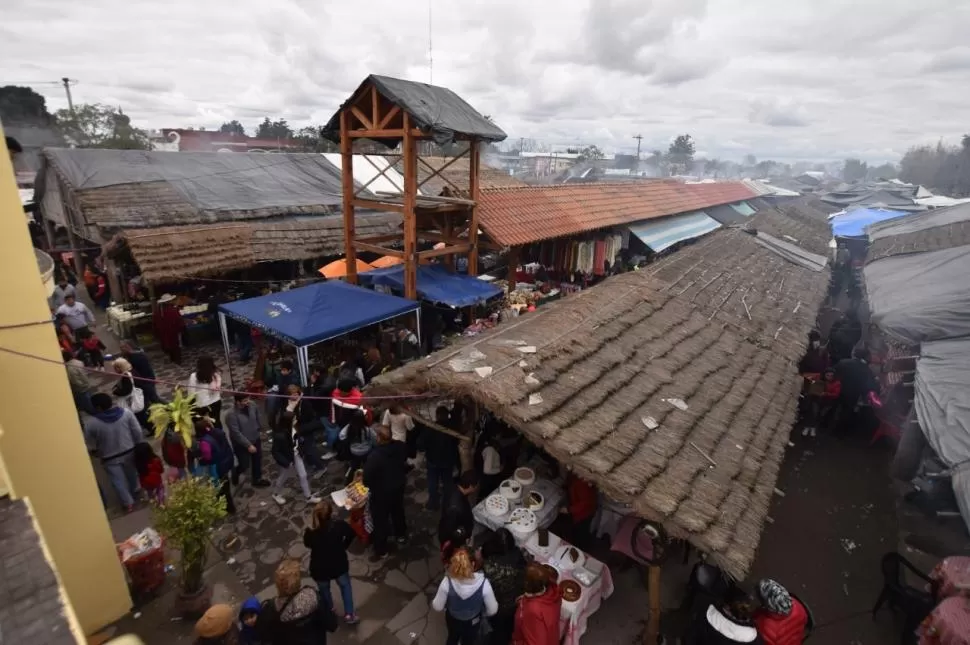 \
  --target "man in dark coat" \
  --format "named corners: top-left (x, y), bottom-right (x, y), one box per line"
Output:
top-left (363, 426), bottom-right (407, 560)
top-left (438, 470), bottom-right (478, 546)
top-left (120, 340), bottom-right (161, 404)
